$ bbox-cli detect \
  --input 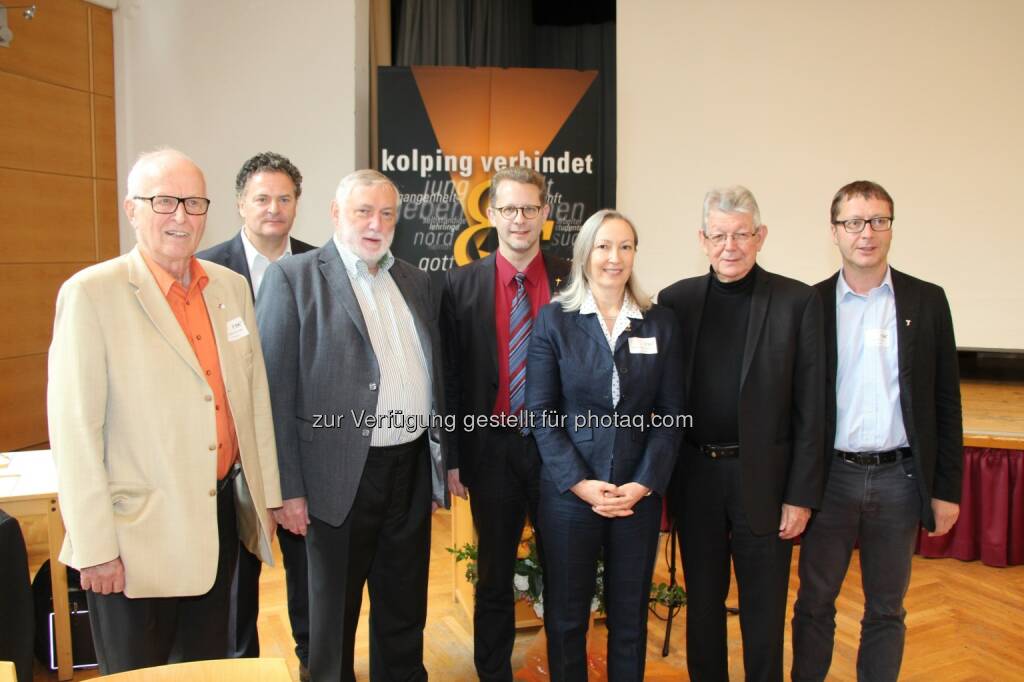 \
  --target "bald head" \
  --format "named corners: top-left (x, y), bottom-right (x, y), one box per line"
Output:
top-left (123, 149), bottom-right (209, 283)
top-left (125, 149), bottom-right (206, 200)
